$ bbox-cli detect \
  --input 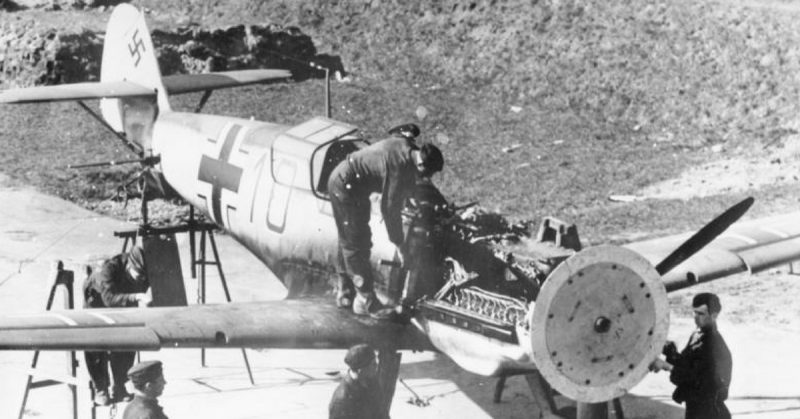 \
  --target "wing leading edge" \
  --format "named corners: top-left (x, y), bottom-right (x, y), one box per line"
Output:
top-left (0, 299), bottom-right (432, 352)
top-left (625, 211), bottom-right (800, 291)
